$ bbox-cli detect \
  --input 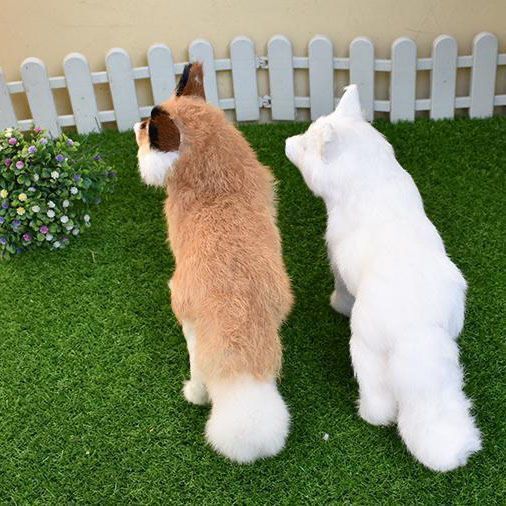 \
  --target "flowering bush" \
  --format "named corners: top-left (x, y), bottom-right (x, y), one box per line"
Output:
top-left (0, 127), bottom-right (115, 259)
